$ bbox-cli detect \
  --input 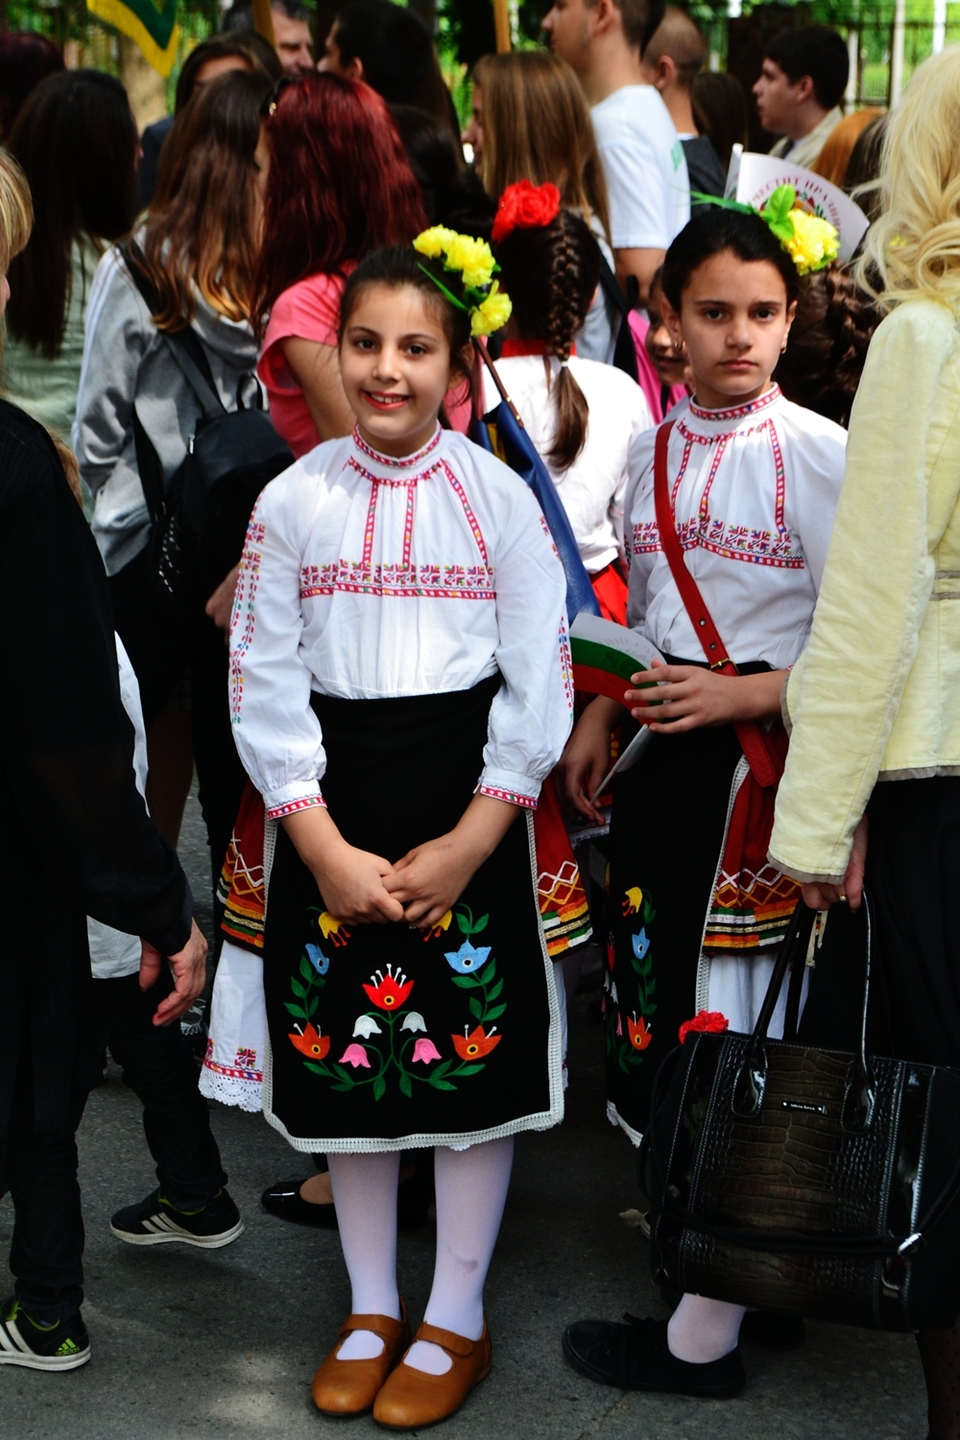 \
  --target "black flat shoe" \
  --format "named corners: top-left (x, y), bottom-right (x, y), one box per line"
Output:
top-left (562, 1315), bottom-right (745, 1398)
top-left (261, 1178), bottom-right (339, 1229)
top-left (261, 1163), bottom-right (434, 1232)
